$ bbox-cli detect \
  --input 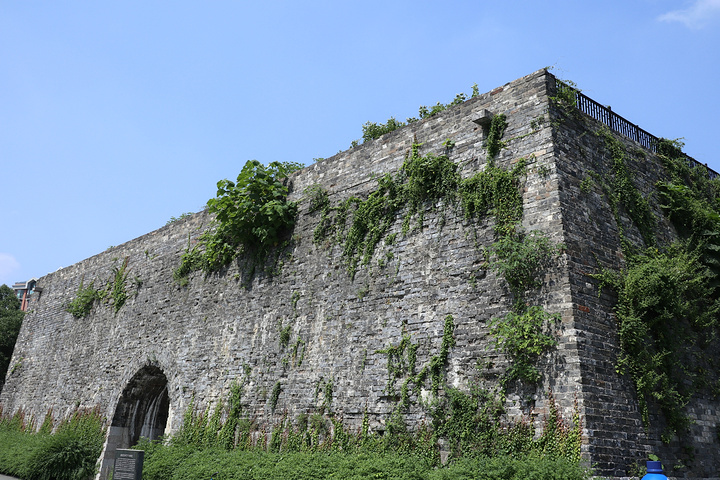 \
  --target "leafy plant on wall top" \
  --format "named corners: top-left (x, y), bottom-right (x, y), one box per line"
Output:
top-left (359, 85), bottom-right (480, 145)
top-left (174, 160), bottom-right (303, 284)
